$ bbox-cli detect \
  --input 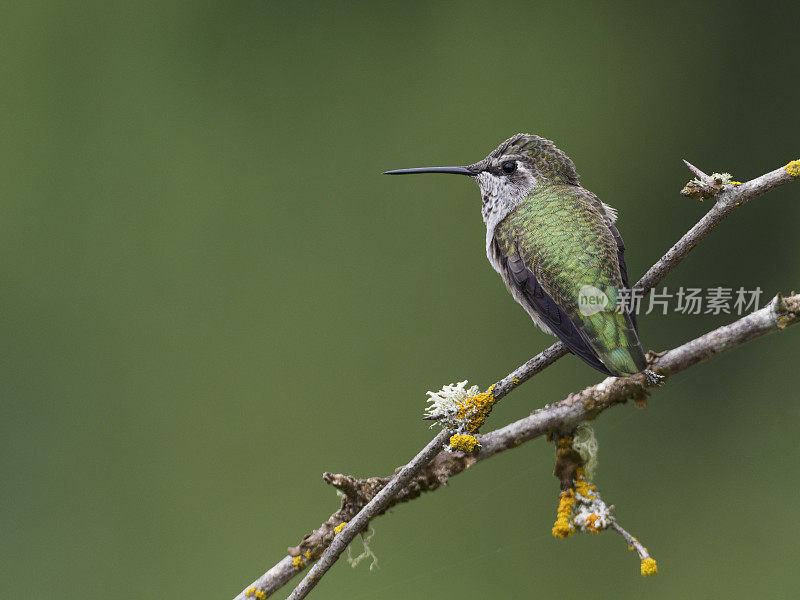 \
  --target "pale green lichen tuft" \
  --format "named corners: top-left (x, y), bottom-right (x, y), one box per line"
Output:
top-left (425, 381), bottom-right (497, 448)
top-left (711, 172), bottom-right (734, 184)
top-left (347, 528), bottom-right (379, 571)
top-left (425, 380), bottom-right (480, 424)
top-left (572, 424), bottom-right (599, 479)
top-left (682, 171), bottom-right (741, 200)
